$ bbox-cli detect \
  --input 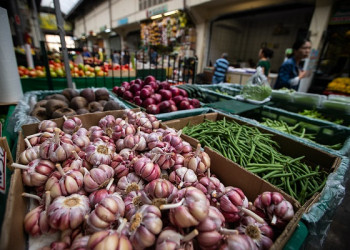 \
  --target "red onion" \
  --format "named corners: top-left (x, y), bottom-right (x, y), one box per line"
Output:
top-left (146, 104), bottom-right (160, 114)
top-left (159, 89), bottom-right (172, 100)
top-left (169, 167), bottom-right (197, 188)
top-left (156, 227), bottom-right (198, 250)
top-left (220, 234), bottom-right (258, 250)
top-left (219, 187), bottom-right (264, 223)
top-left (63, 116), bottom-right (82, 134)
top-left (140, 88), bottom-right (152, 100)
top-left (191, 98), bottom-right (201, 108)
top-left (45, 164), bottom-right (84, 199)
top-left (169, 105), bottom-right (178, 112)
top-left (183, 144), bottom-right (210, 175)
top-left (83, 164), bottom-right (115, 192)
top-left (161, 186), bottom-right (209, 228)
top-left (87, 193), bottom-right (125, 232)
top-left (124, 191), bottom-right (143, 220)
top-left (116, 86), bottom-right (125, 97)
top-left (85, 139), bottom-right (115, 166)
top-left (237, 216), bottom-right (274, 249)
top-left (40, 128), bottom-right (75, 162)
top-left (121, 81), bottom-right (130, 90)
top-left (173, 95), bottom-right (184, 105)
top-left (145, 80), bottom-right (158, 91)
top-left (123, 91), bottom-right (133, 101)
top-left (12, 159), bottom-right (55, 187)
top-left (130, 83), bottom-right (141, 94)
top-left (179, 89), bottom-right (188, 97)
top-left (253, 192), bottom-right (294, 228)
top-left (159, 81), bottom-right (170, 90)
top-left (151, 93), bottom-right (162, 104)
top-left (134, 156), bottom-right (161, 182)
top-left (144, 75), bottom-right (156, 85)
top-left (159, 100), bottom-right (171, 112)
top-left (117, 172), bottom-right (145, 195)
top-left (179, 100), bottom-right (191, 110)
top-left (129, 205), bottom-right (163, 249)
top-left (112, 86), bottom-right (119, 95)
top-left (134, 96), bottom-right (143, 106)
top-left (48, 194), bottom-right (90, 231)
top-left (170, 87), bottom-right (180, 96)
top-left (141, 179), bottom-right (178, 208)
